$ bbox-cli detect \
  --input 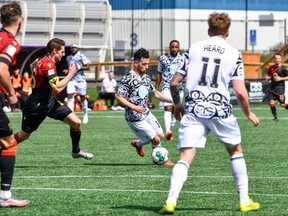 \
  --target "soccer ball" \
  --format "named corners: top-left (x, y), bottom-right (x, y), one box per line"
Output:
top-left (151, 147), bottom-right (169, 165)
